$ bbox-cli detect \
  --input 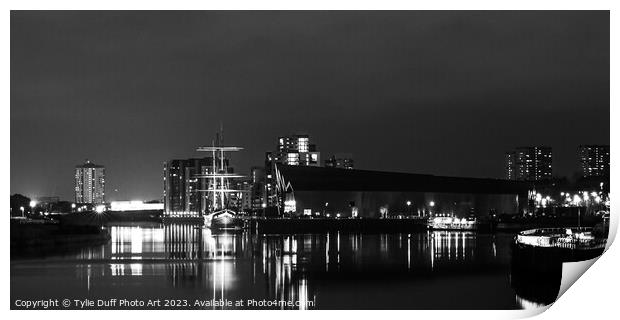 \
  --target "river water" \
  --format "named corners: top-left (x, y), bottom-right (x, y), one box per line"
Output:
top-left (11, 223), bottom-right (550, 309)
